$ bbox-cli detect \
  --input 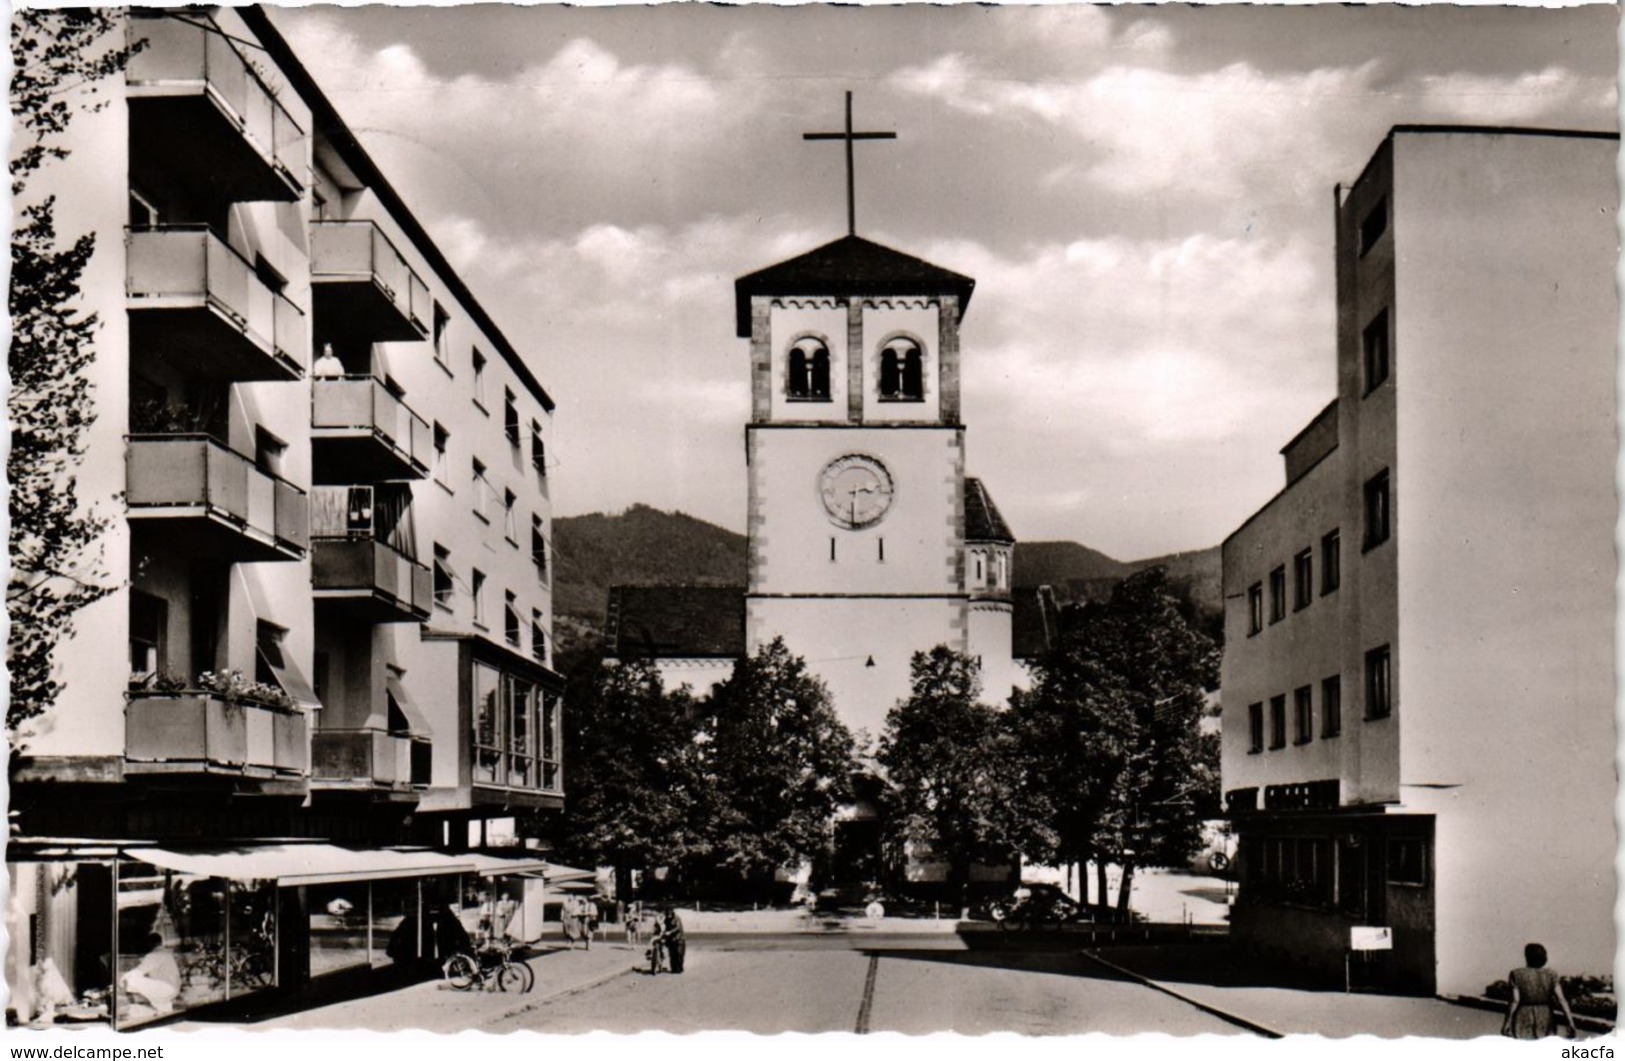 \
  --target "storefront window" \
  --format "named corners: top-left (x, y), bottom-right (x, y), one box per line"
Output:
top-left (7, 862), bottom-right (115, 1028)
top-left (371, 878), bottom-right (421, 968)
top-left (226, 879), bottom-right (277, 992)
top-left (308, 882), bottom-right (371, 978)
top-left (115, 869), bottom-right (217, 1026)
